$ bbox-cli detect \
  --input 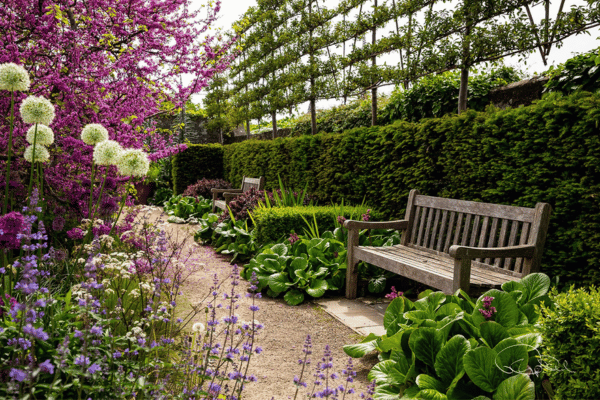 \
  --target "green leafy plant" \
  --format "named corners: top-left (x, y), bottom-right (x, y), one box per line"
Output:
top-left (343, 273), bottom-right (553, 400)
top-left (242, 232), bottom-right (347, 306)
top-left (149, 187), bottom-right (173, 206)
top-left (195, 212), bottom-right (259, 263)
top-left (538, 286), bottom-right (600, 400)
top-left (544, 47), bottom-right (600, 94)
top-left (163, 194), bottom-right (212, 220)
top-left (257, 174), bottom-right (311, 209)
